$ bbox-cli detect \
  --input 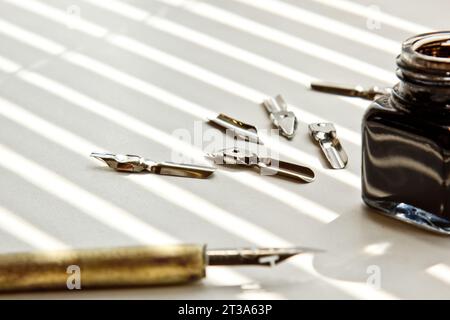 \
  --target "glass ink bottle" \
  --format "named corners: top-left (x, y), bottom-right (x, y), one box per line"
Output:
top-left (362, 31), bottom-right (450, 233)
